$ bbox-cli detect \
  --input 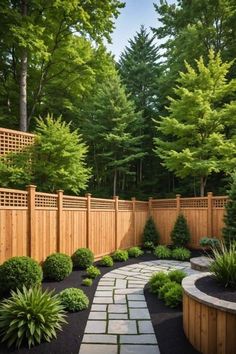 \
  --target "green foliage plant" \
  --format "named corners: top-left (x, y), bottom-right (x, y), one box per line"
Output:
top-left (86, 266), bottom-right (101, 279)
top-left (154, 245), bottom-right (171, 259)
top-left (199, 237), bottom-right (220, 248)
top-left (223, 175), bottom-right (236, 245)
top-left (158, 281), bottom-right (177, 300)
top-left (143, 241), bottom-right (155, 250)
top-left (0, 256), bottom-right (42, 294)
top-left (164, 283), bottom-right (183, 308)
top-left (82, 278), bottom-right (93, 287)
top-left (0, 286), bottom-right (67, 348)
top-left (72, 248), bottom-right (94, 269)
top-left (148, 272), bottom-right (170, 294)
top-left (142, 217), bottom-right (160, 246)
top-left (112, 249), bottom-right (129, 262)
top-left (210, 242), bottom-right (236, 289)
top-left (42, 253), bottom-right (73, 281)
top-left (172, 247), bottom-right (191, 261)
top-left (128, 247), bottom-right (144, 258)
top-left (59, 288), bottom-right (89, 312)
top-left (168, 270), bottom-right (187, 284)
top-left (99, 255), bottom-right (113, 267)
top-left (171, 214), bottom-right (190, 247)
